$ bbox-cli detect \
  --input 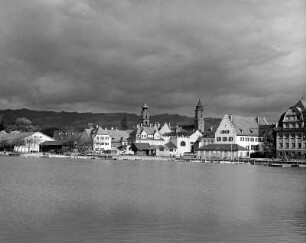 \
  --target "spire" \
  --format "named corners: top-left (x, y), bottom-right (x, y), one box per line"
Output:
top-left (196, 99), bottom-right (202, 107)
